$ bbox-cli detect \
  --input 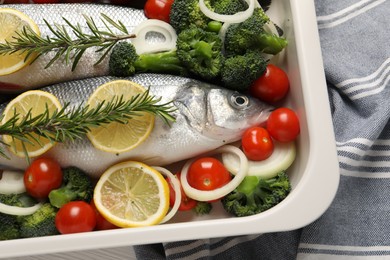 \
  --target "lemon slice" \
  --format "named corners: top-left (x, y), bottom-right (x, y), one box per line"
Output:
top-left (93, 161), bottom-right (170, 227)
top-left (1, 90), bottom-right (62, 157)
top-left (0, 8), bottom-right (40, 76)
top-left (86, 80), bottom-right (155, 154)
